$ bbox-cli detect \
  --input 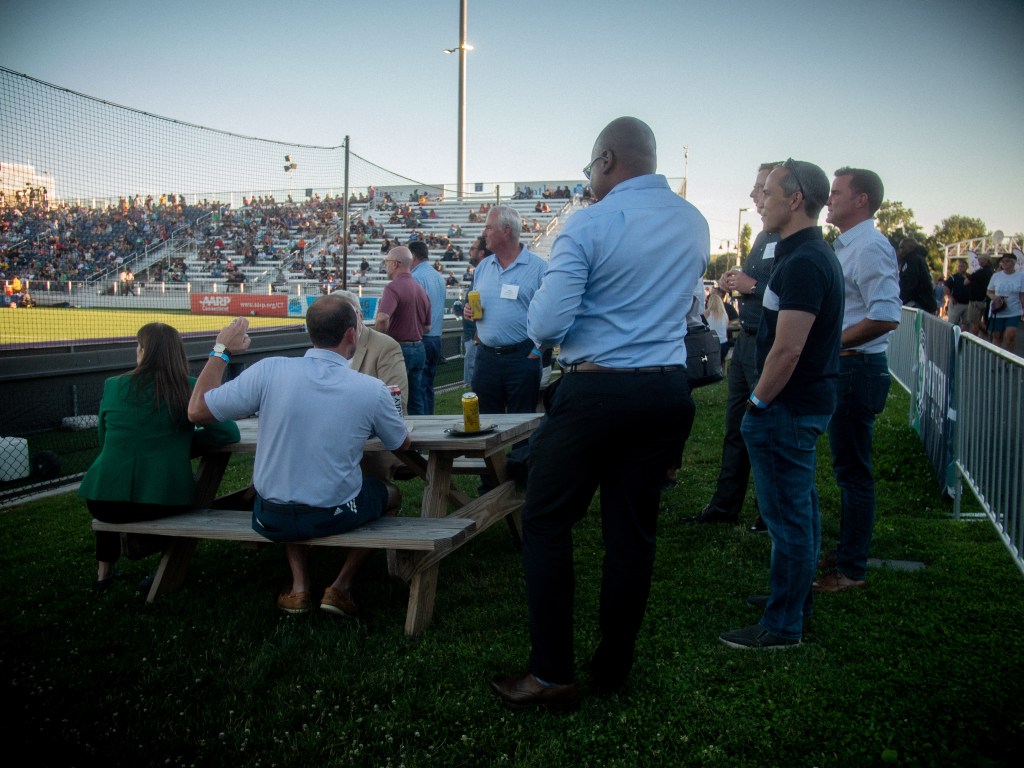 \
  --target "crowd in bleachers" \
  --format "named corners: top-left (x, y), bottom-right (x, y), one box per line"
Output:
top-left (0, 190), bottom-right (222, 284)
top-left (2, 184), bottom-right (572, 296)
